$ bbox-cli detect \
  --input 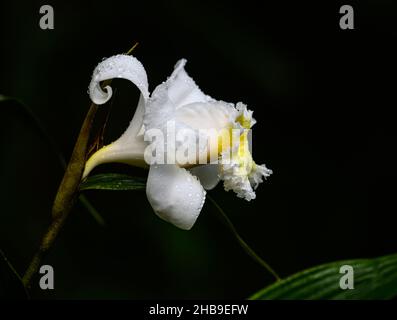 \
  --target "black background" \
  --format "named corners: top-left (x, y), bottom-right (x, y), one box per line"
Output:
top-left (1, 0), bottom-right (396, 299)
